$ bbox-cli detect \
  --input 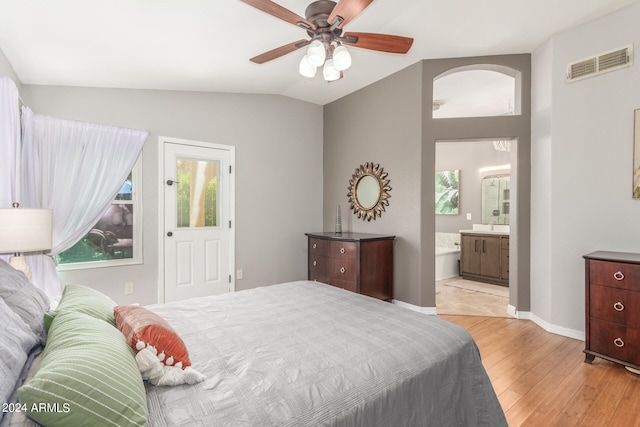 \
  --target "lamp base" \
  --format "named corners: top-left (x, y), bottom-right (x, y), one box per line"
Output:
top-left (9, 255), bottom-right (32, 281)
